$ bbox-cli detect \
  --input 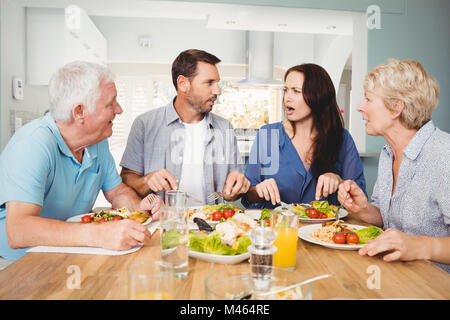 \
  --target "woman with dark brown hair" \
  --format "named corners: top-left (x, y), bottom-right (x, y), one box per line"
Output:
top-left (242, 63), bottom-right (366, 208)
